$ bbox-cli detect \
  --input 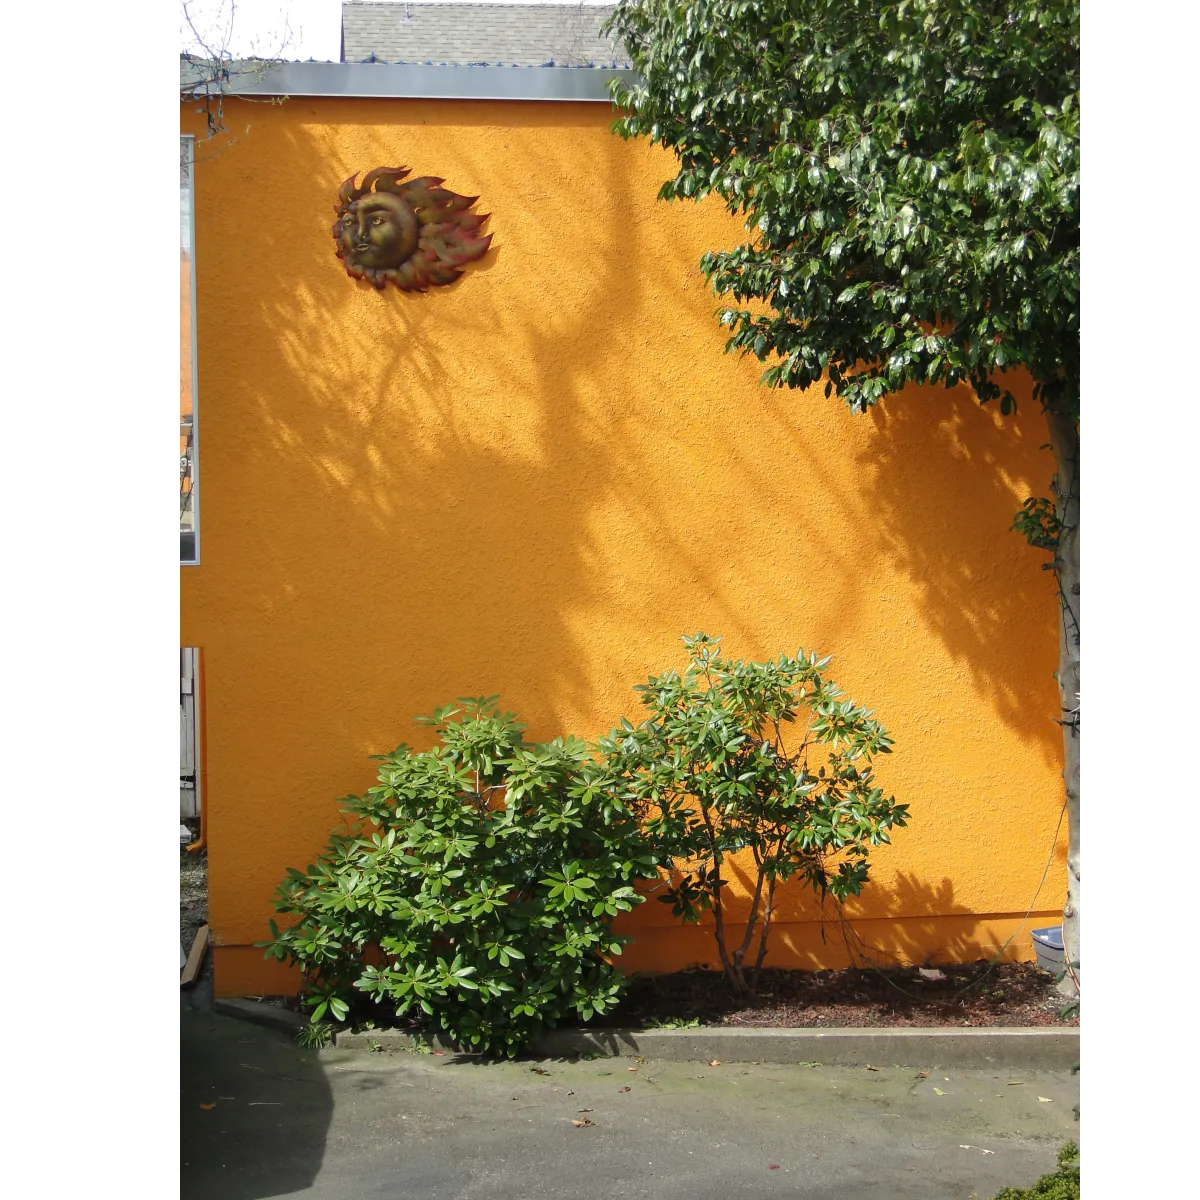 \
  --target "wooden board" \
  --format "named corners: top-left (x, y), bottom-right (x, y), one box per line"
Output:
top-left (181, 924), bottom-right (209, 989)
